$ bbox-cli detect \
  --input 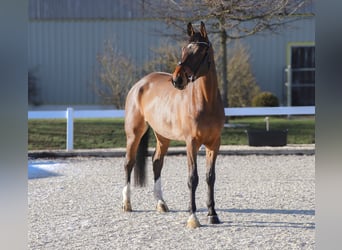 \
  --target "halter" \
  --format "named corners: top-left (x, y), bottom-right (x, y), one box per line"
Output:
top-left (178, 41), bottom-right (211, 82)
